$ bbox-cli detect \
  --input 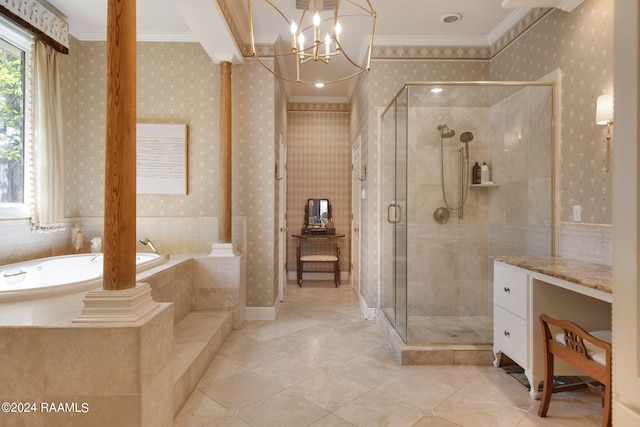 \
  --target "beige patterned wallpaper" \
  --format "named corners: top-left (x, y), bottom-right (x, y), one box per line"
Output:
top-left (491, 0), bottom-right (613, 224)
top-left (233, 59), bottom-right (277, 307)
top-left (61, 38), bottom-right (279, 308)
top-left (287, 111), bottom-right (351, 274)
top-left (62, 40), bottom-right (219, 218)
